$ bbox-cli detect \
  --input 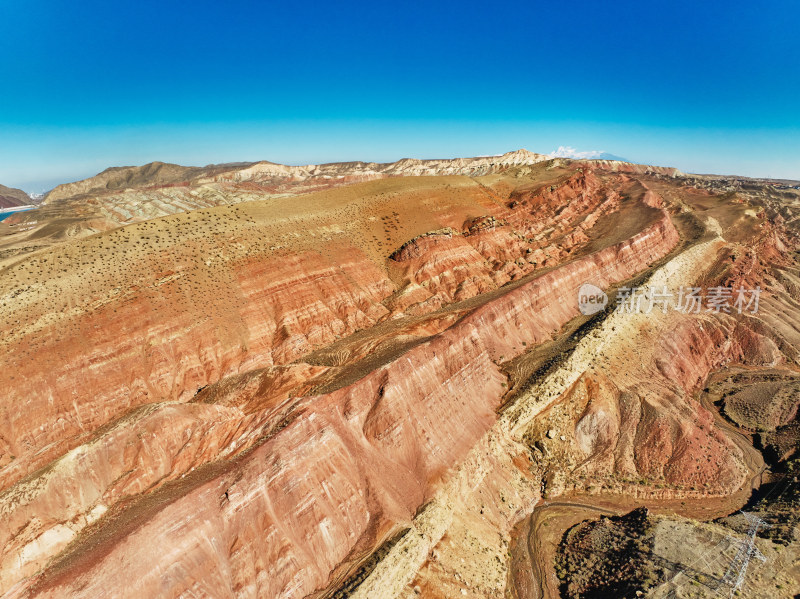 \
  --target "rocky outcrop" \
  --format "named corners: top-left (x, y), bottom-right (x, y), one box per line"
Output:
top-left (360, 219), bottom-right (796, 598)
top-left (204, 149), bottom-right (549, 185)
top-left (572, 159), bottom-right (684, 177)
top-left (385, 170), bottom-right (639, 314)
top-left (5, 158), bottom-right (796, 599)
top-left (2, 167), bottom-right (650, 496)
top-left (0, 246), bottom-right (394, 490)
top-left (1, 197), bottom-right (679, 597)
